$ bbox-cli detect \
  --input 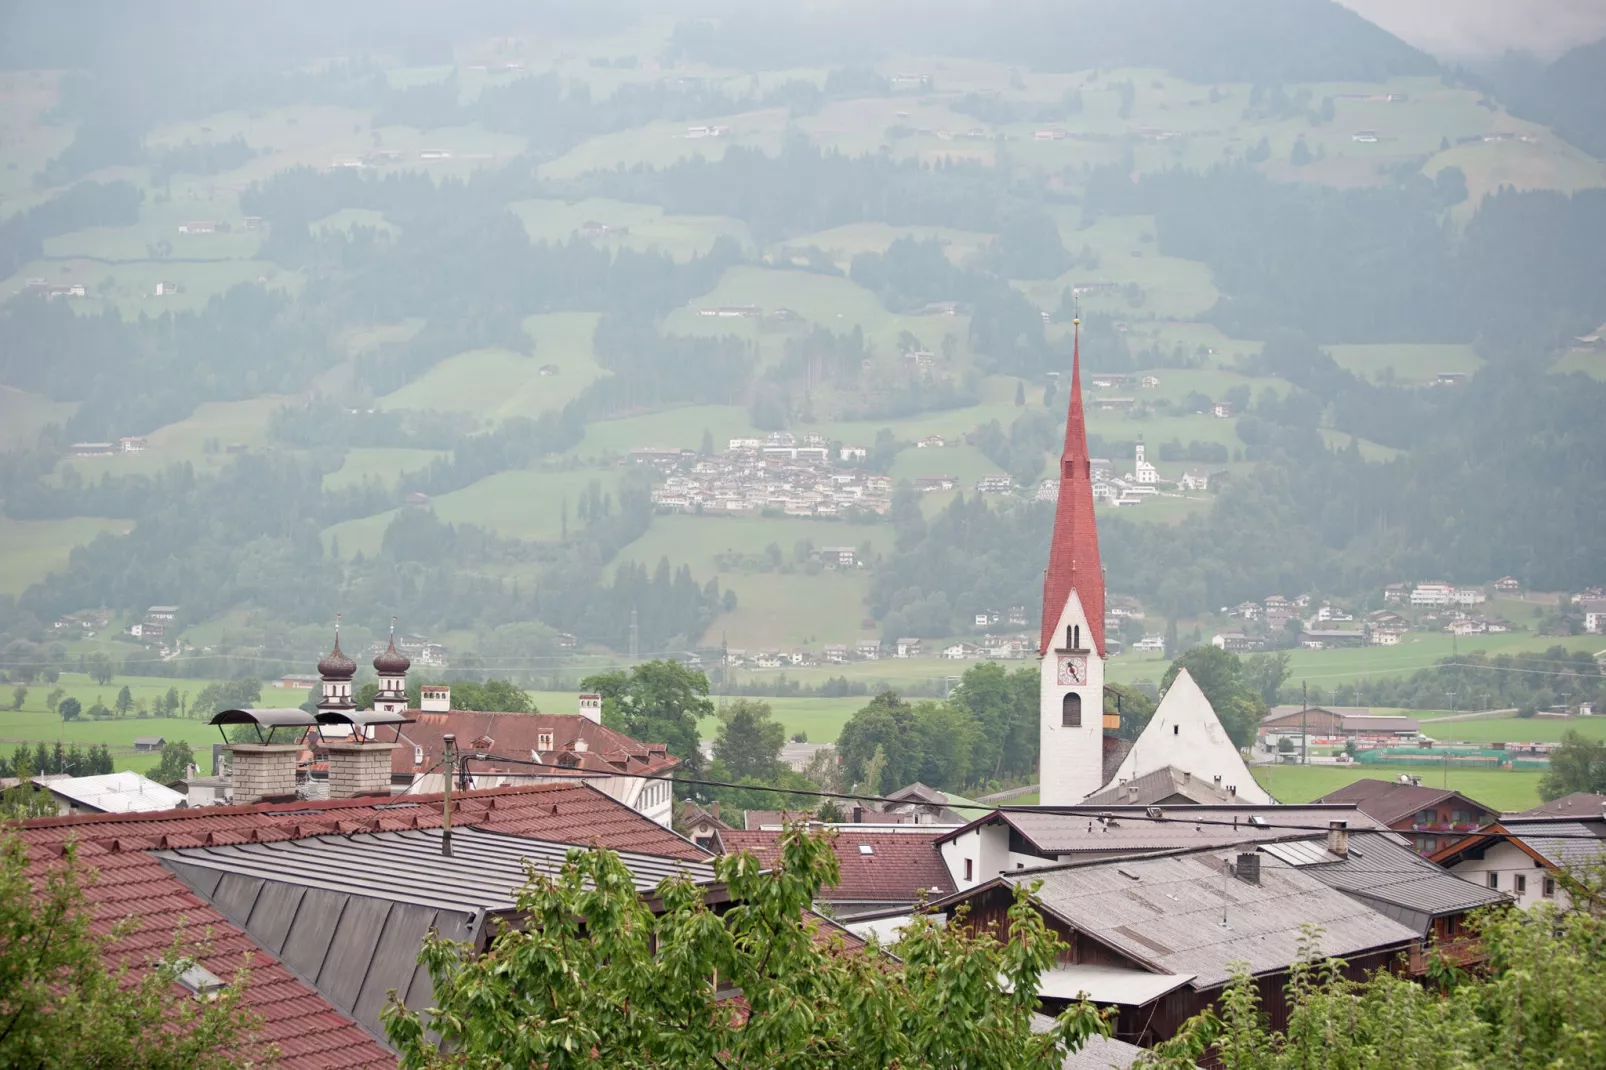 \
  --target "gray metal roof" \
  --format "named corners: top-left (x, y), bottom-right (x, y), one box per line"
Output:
top-left (159, 827), bottom-right (718, 1048)
top-left (1082, 767), bottom-right (1239, 807)
top-left (1030, 1015), bottom-right (1155, 1070)
top-left (1501, 819), bottom-right (1606, 869)
top-left (1263, 832), bottom-right (1508, 934)
top-left (948, 805), bottom-right (1388, 855)
top-left (1005, 848), bottom-right (1419, 989)
top-left (160, 826), bottom-right (715, 913)
top-left (315, 708), bottom-right (411, 727)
